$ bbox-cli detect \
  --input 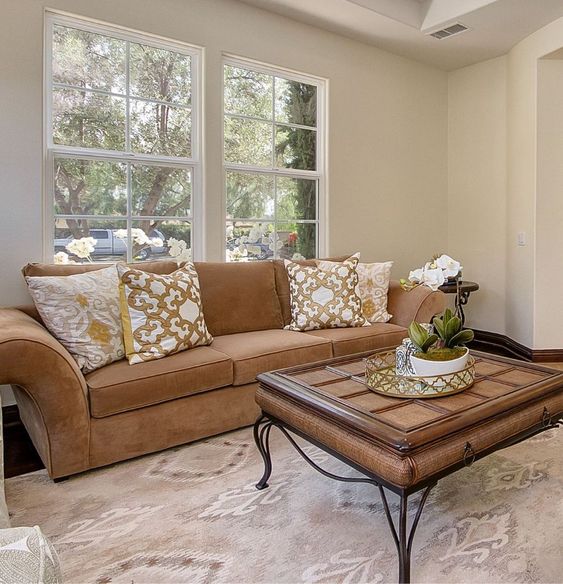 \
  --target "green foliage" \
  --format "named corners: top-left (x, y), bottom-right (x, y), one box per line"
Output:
top-left (224, 65), bottom-right (272, 119)
top-left (224, 68), bottom-right (318, 259)
top-left (278, 80), bottom-right (317, 259)
top-left (53, 26), bottom-right (192, 248)
top-left (53, 25), bottom-right (126, 92)
top-left (53, 29), bottom-right (319, 259)
top-left (129, 43), bottom-right (191, 105)
top-left (414, 347), bottom-right (467, 361)
top-left (226, 172), bottom-right (274, 220)
top-left (432, 309), bottom-right (474, 348)
top-left (156, 222), bottom-right (191, 242)
top-left (408, 322), bottom-right (439, 353)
